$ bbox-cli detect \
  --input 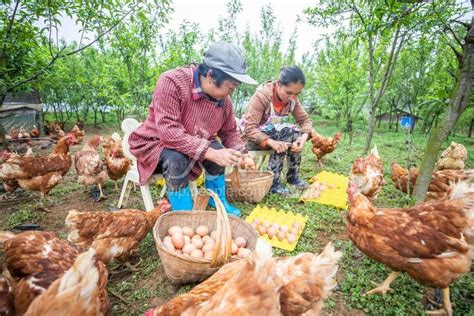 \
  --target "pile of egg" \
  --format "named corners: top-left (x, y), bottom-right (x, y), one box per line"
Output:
top-left (310, 181), bottom-right (335, 198)
top-left (250, 219), bottom-right (302, 244)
